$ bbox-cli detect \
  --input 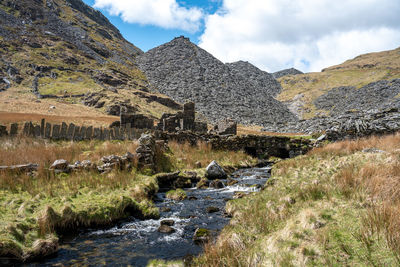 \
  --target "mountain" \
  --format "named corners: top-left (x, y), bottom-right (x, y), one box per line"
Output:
top-left (276, 47), bottom-right (400, 119)
top-left (137, 36), bottom-right (297, 126)
top-left (272, 68), bottom-right (303, 79)
top-left (0, 0), bottom-right (181, 122)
